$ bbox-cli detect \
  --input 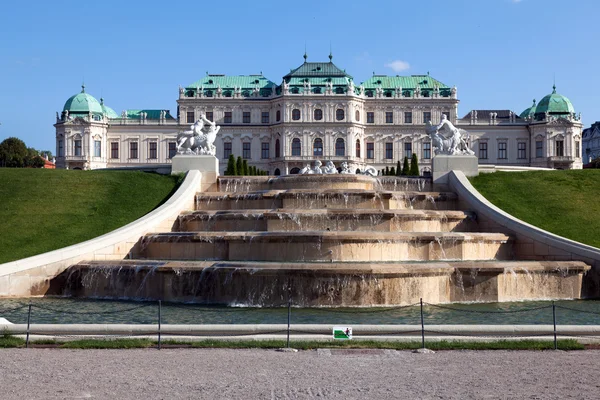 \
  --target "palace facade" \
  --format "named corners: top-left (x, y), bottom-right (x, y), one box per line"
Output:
top-left (54, 55), bottom-right (584, 174)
